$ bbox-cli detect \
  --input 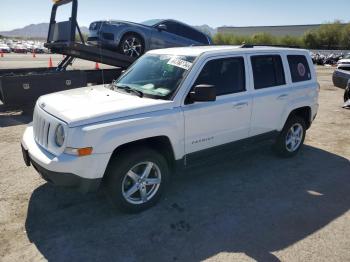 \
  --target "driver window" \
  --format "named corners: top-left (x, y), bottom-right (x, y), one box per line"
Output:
top-left (194, 57), bottom-right (246, 96)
